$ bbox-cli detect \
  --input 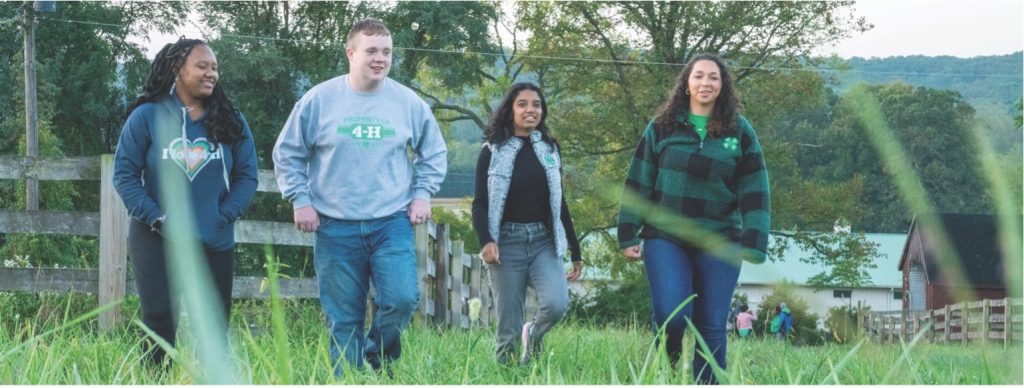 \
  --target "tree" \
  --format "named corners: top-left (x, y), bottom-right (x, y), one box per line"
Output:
top-left (0, 1), bottom-right (186, 267)
top-left (813, 83), bottom-right (992, 232)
